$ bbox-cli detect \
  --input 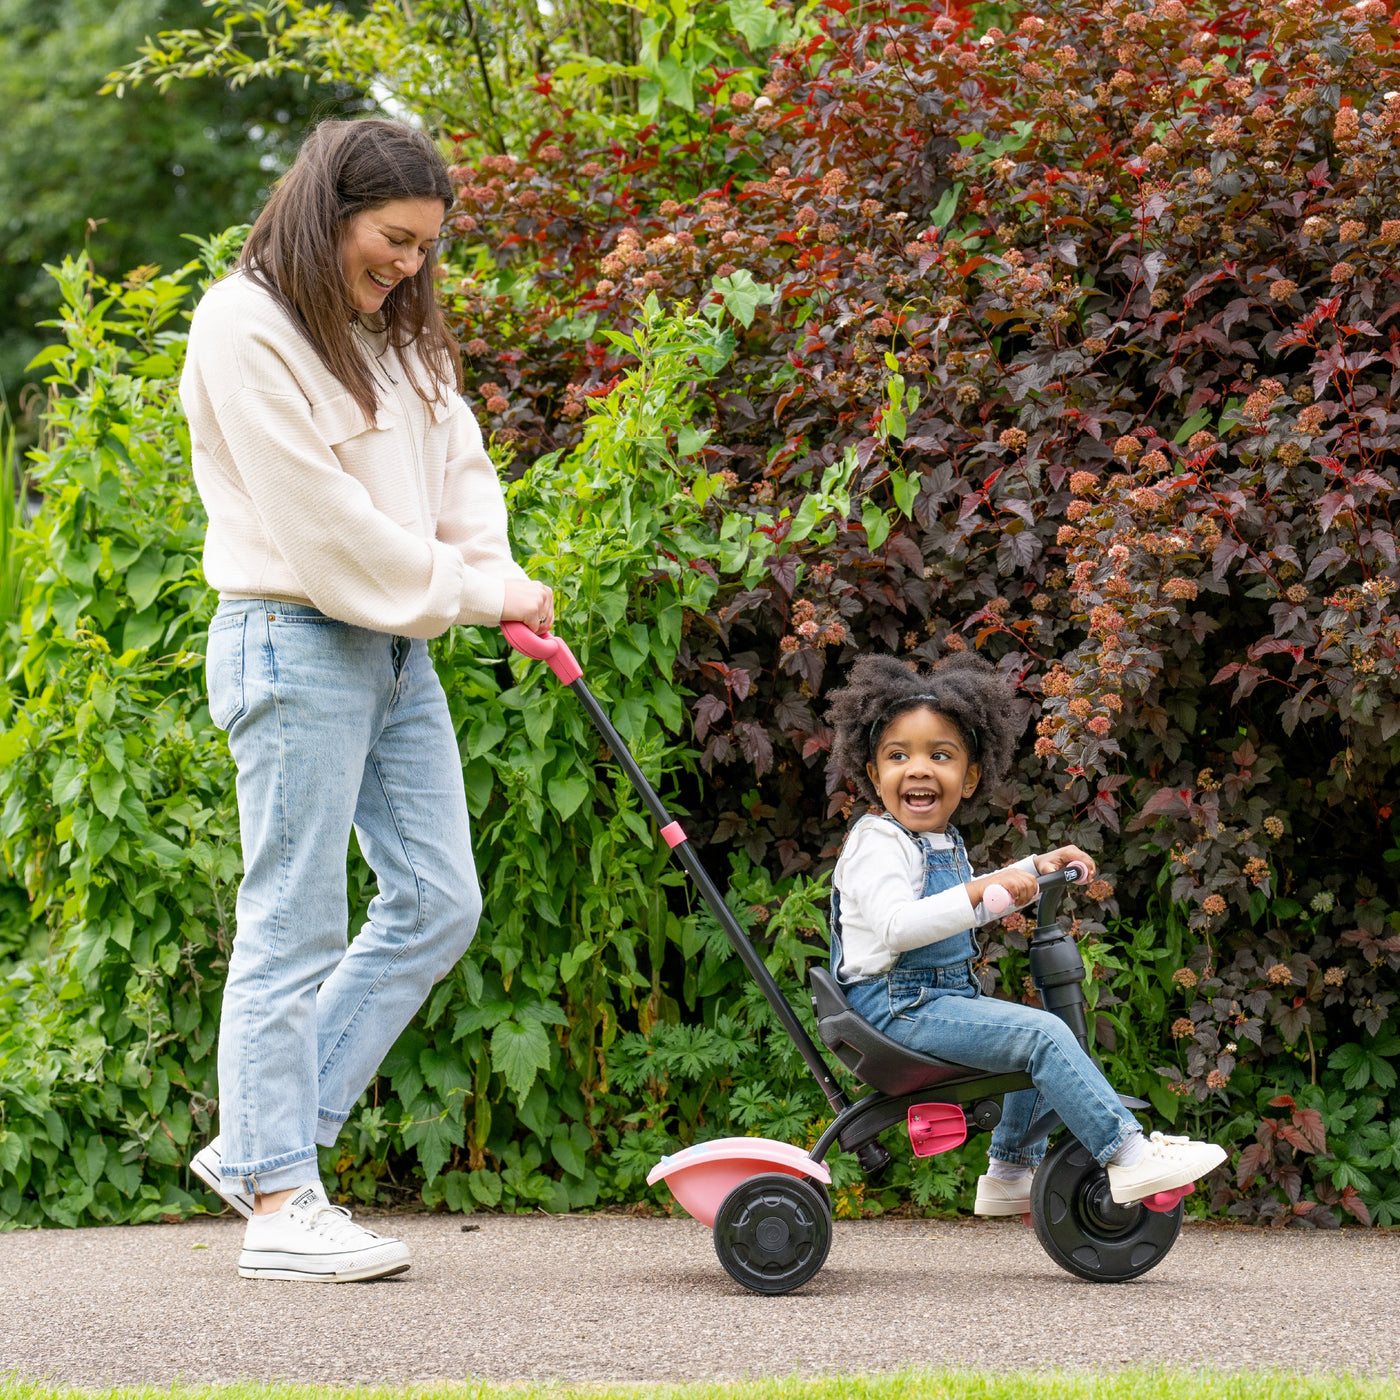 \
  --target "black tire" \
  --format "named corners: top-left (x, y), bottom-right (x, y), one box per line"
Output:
top-left (1030, 1135), bottom-right (1183, 1283)
top-left (712, 1172), bottom-right (832, 1295)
